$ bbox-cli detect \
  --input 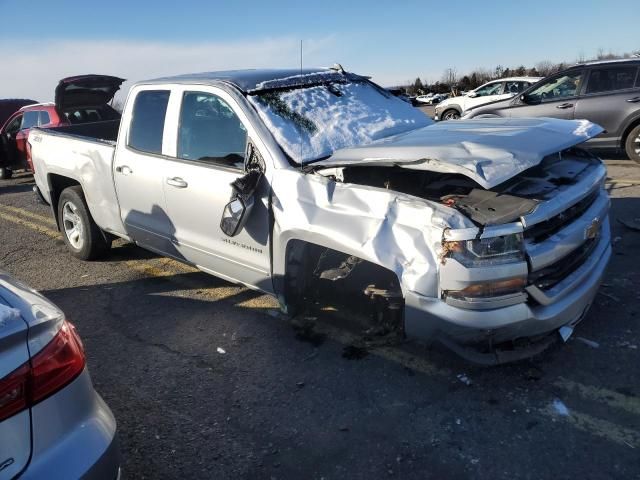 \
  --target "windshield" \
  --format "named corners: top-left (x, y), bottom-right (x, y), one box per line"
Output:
top-left (248, 77), bottom-right (432, 164)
